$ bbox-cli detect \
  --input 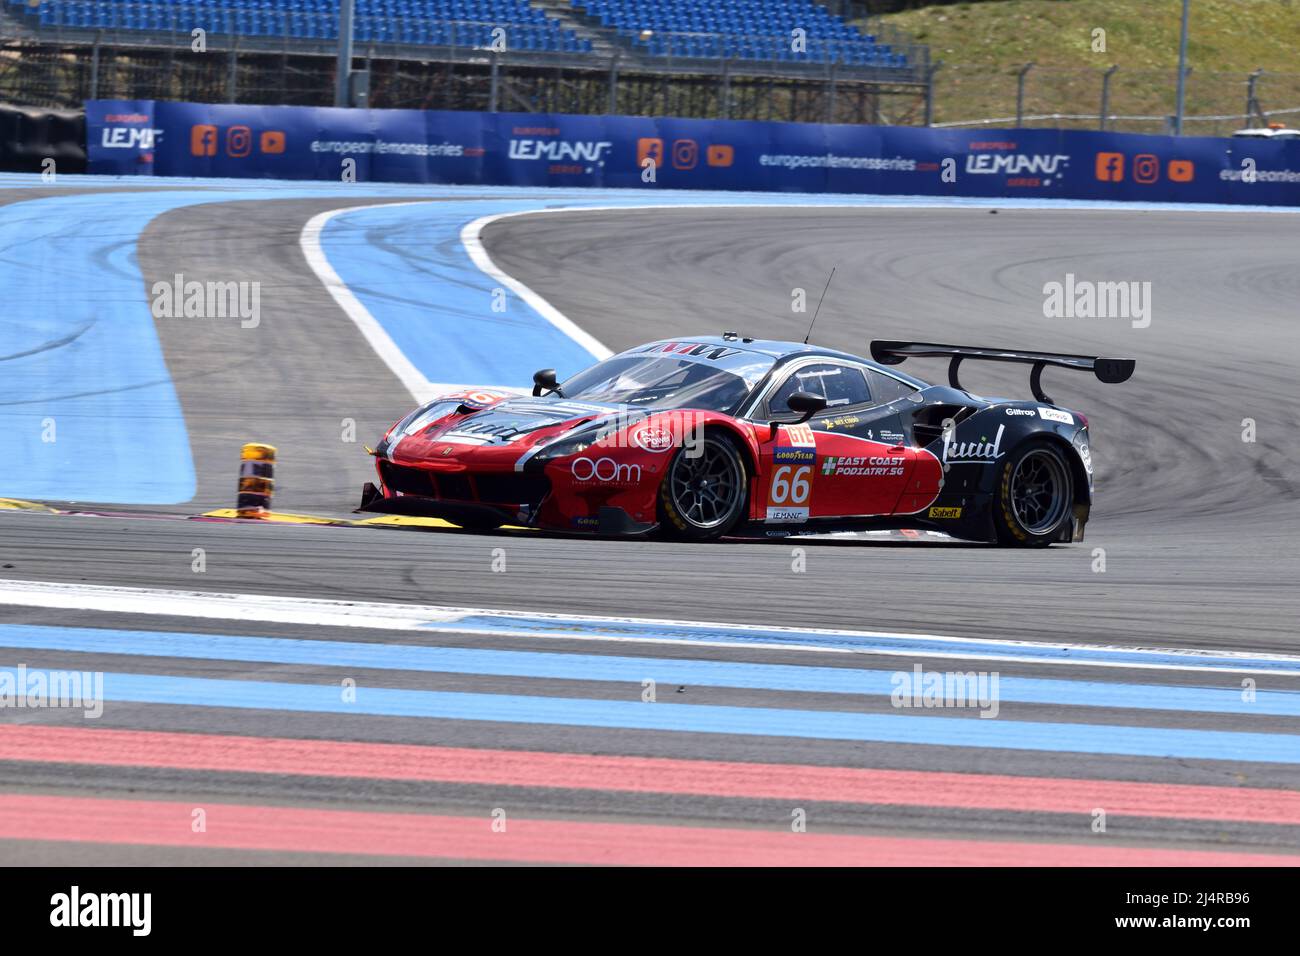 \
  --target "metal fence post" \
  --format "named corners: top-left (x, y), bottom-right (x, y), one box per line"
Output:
top-left (825, 61), bottom-right (836, 124)
top-left (90, 32), bottom-right (101, 100)
top-left (1245, 68), bottom-right (1264, 127)
top-left (335, 0), bottom-right (355, 106)
top-left (720, 56), bottom-right (730, 120)
top-left (924, 59), bottom-right (942, 127)
top-left (606, 53), bottom-right (619, 114)
top-left (489, 52), bottom-right (499, 112)
top-left (227, 39), bottom-right (238, 103)
top-left (1173, 0), bottom-right (1190, 135)
top-left (1099, 64), bottom-right (1118, 130)
top-left (1015, 62), bottom-right (1033, 126)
